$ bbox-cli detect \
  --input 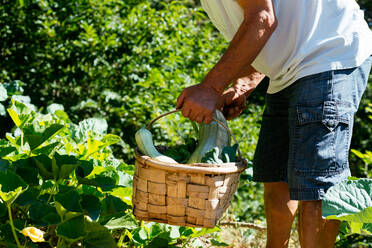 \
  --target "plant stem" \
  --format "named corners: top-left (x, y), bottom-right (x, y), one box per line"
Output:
top-left (20, 130), bottom-right (24, 153)
top-left (7, 205), bottom-right (22, 248)
top-left (57, 237), bottom-right (62, 248)
top-left (181, 236), bottom-right (192, 248)
top-left (117, 230), bottom-right (126, 247)
top-left (47, 182), bottom-right (58, 204)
